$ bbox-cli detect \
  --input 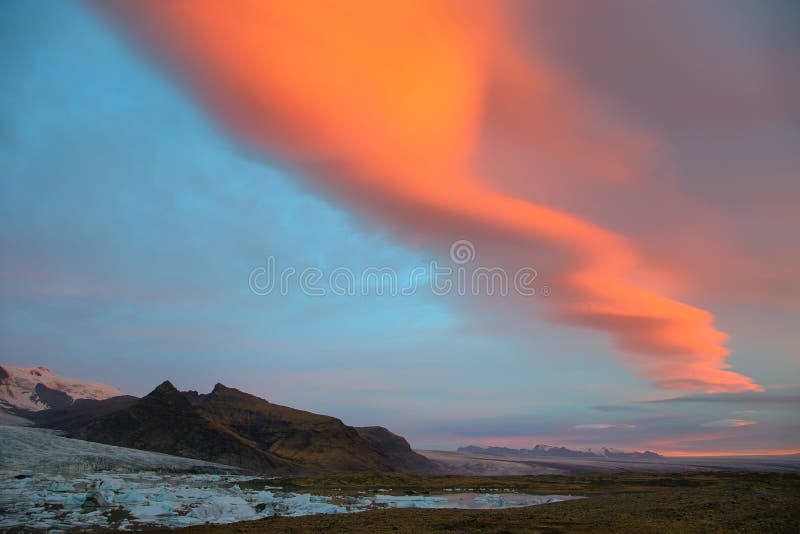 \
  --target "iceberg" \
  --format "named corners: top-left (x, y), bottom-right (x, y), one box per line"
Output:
top-left (116, 490), bottom-right (147, 504)
top-left (130, 502), bottom-right (178, 519)
top-left (0, 460), bottom-right (582, 530)
top-left (188, 496), bottom-right (255, 523)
